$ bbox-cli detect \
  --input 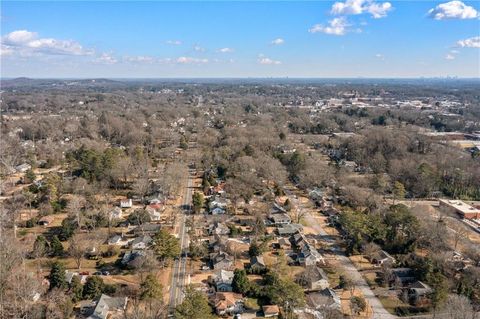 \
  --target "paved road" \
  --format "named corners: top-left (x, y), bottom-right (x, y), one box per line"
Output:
top-left (284, 186), bottom-right (396, 319)
top-left (168, 172), bottom-right (193, 313)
